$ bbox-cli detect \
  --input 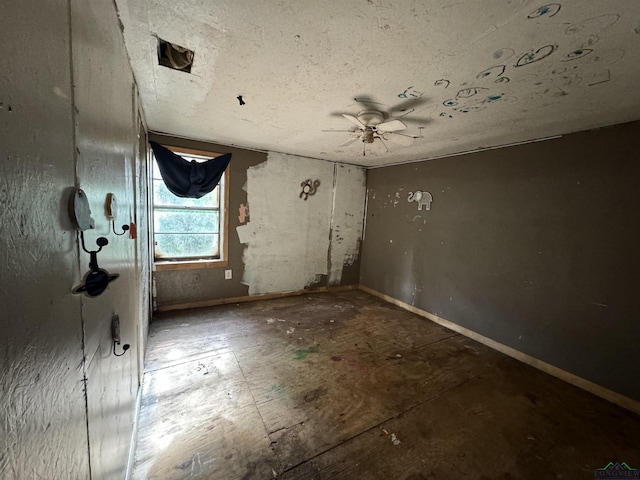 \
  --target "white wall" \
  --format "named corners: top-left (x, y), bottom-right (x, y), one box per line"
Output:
top-left (237, 152), bottom-right (365, 296)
